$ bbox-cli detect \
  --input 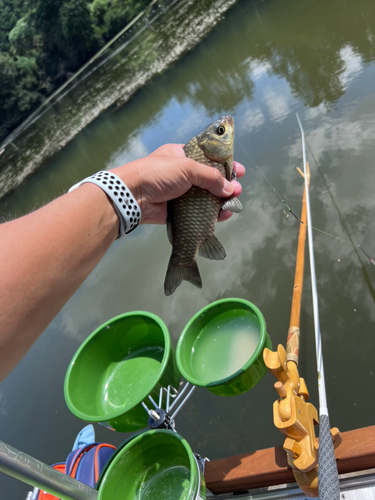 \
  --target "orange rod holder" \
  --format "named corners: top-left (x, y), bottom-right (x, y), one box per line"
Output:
top-left (286, 164), bottom-right (310, 365)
